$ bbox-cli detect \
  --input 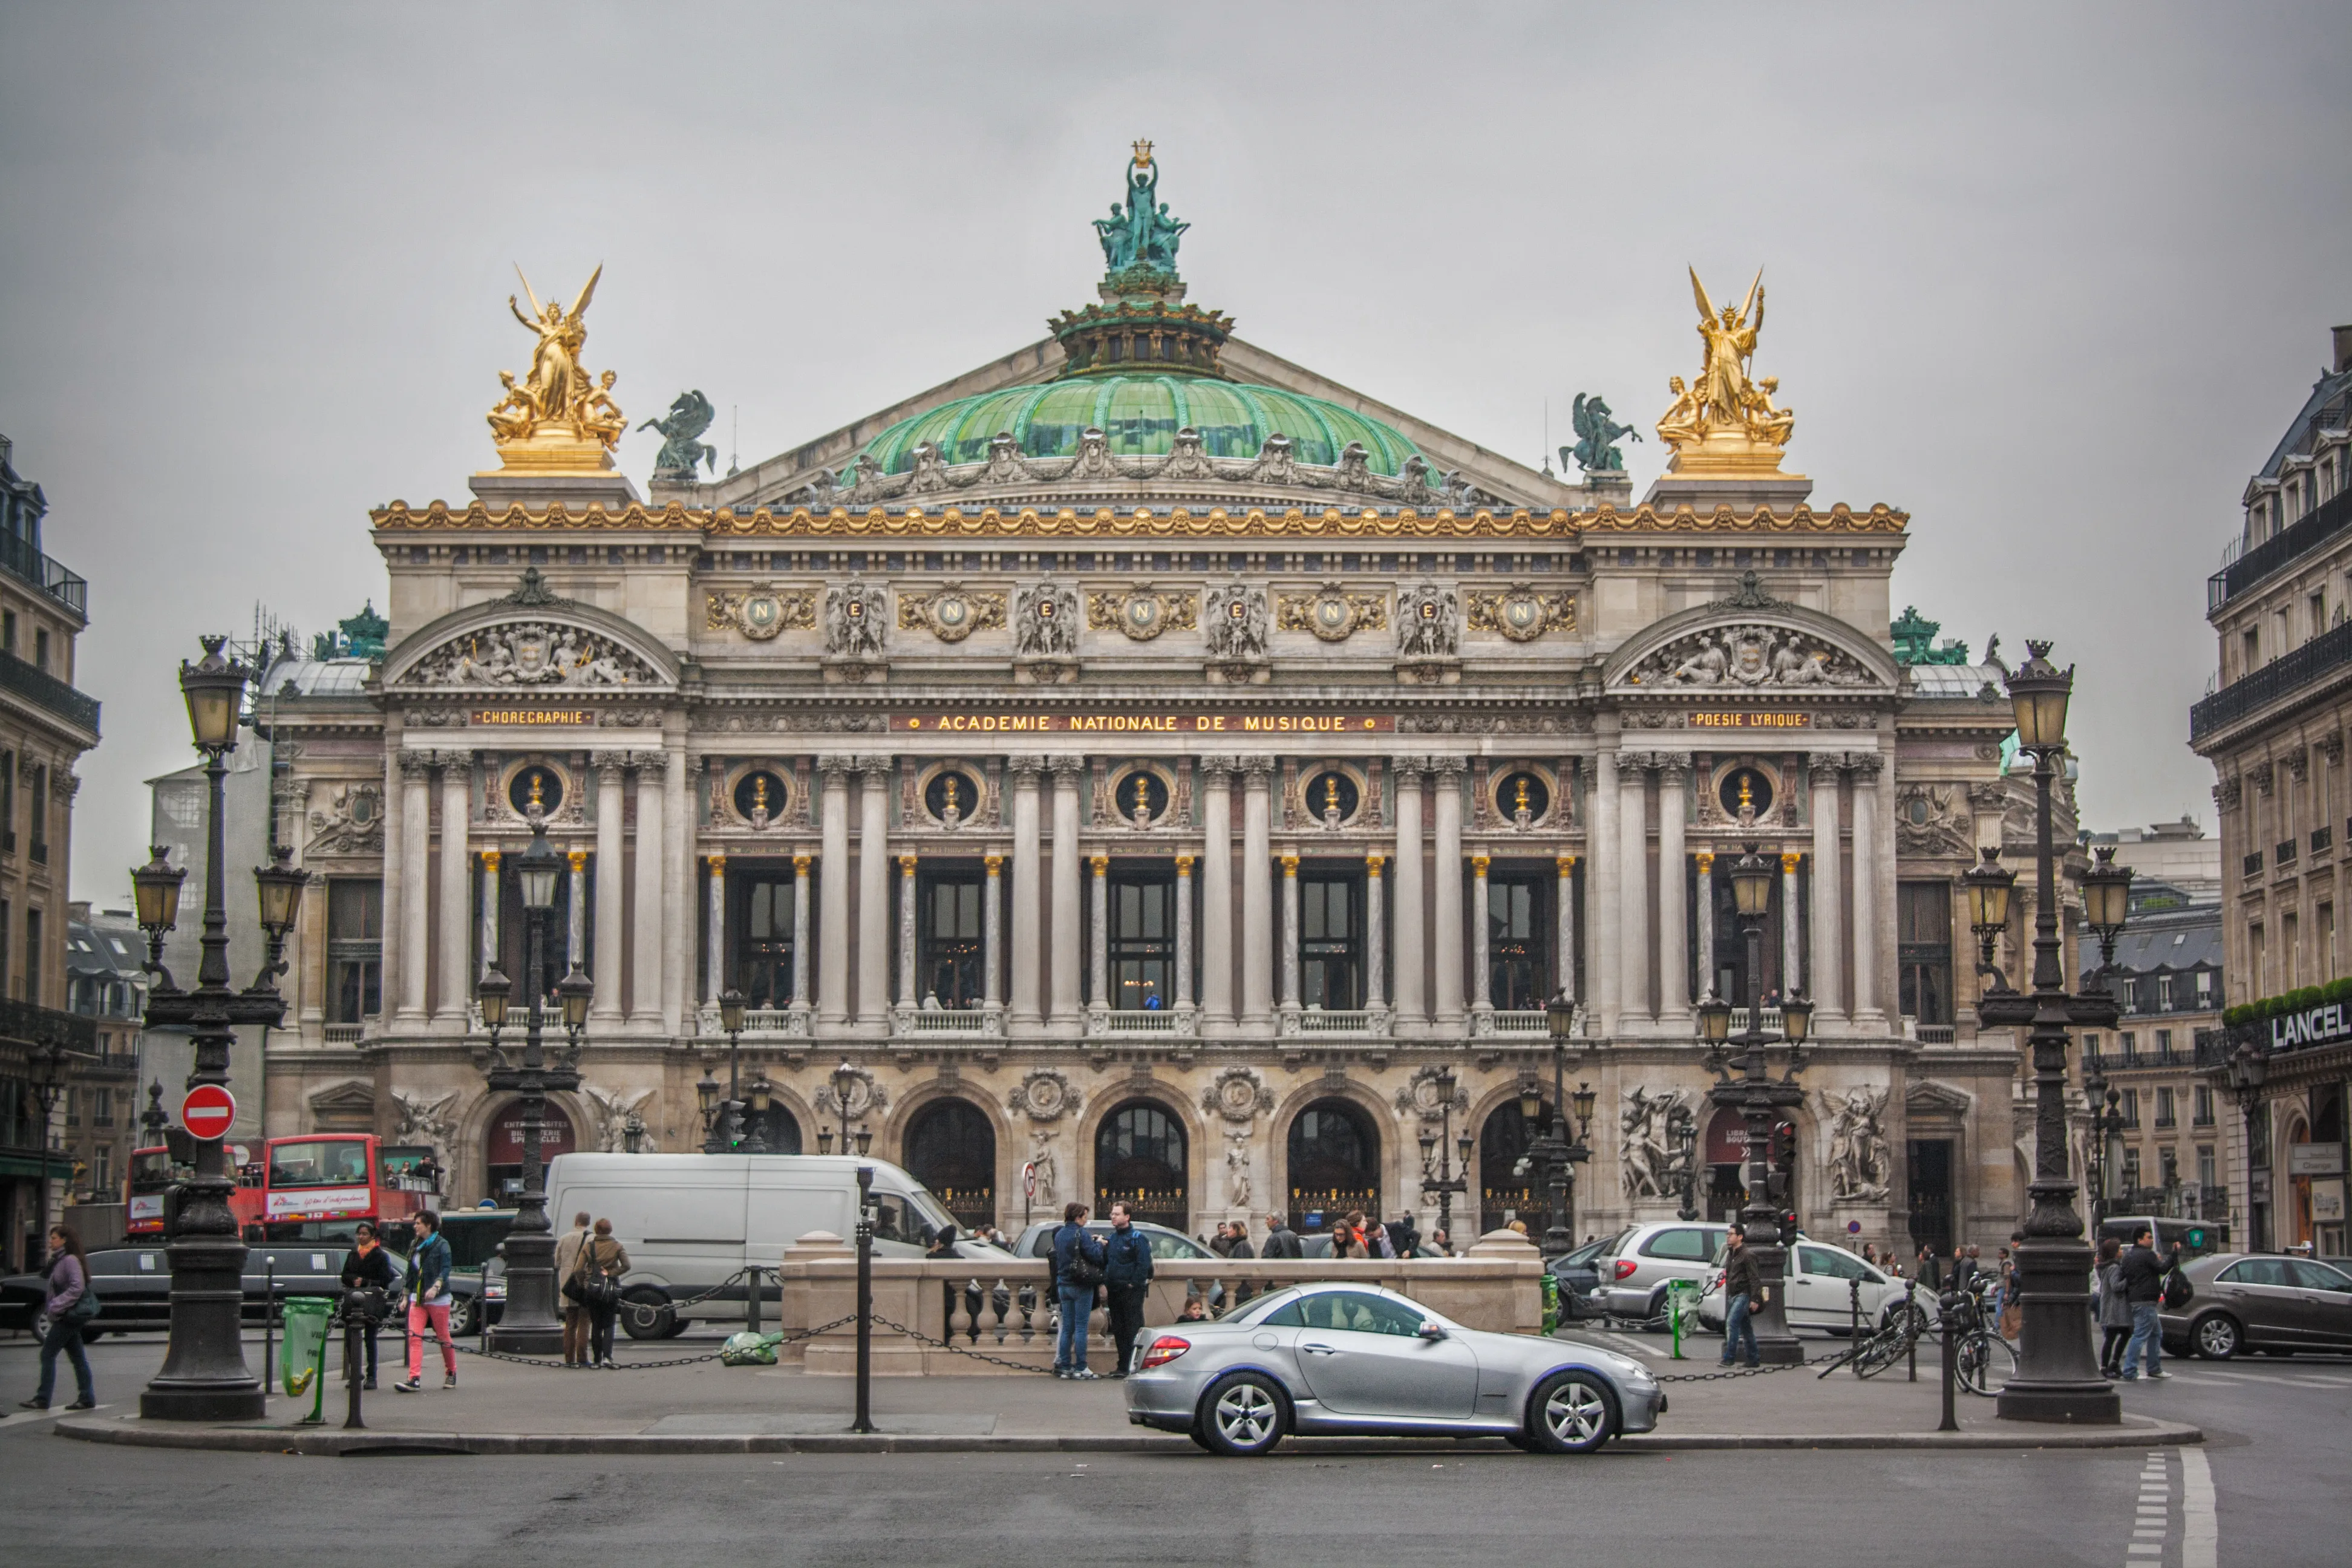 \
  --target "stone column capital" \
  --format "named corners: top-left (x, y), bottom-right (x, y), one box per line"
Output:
top-left (1656, 752), bottom-right (1692, 783)
top-left (705, 851), bottom-right (728, 872)
top-left (1471, 854), bottom-right (1490, 875)
top-left (1556, 853), bottom-right (1577, 874)
top-left (817, 754), bottom-right (855, 784)
top-left (1280, 852), bottom-right (1299, 875)
top-left (898, 854), bottom-right (918, 876)
top-left (633, 750), bottom-right (669, 779)
top-left (1365, 852), bottom-right (1385, 875)
top-left (1006, 754), bottom-right (1046, 783)
top-left (566, 848), bottom-right (586, 872)
top-left (1198, 755), bottom-right (1237, 786)
top-left (1241, 757), bottom-right (1275, 789)
top-left (397, 750), bottom-right (436, 783)
top-left (793, 853), bottom-right (813, 874)
top-left (1048, 755), bottom-right (1087, 786)
top-left (1781, 851), bottom-right (1802, 875)
top-left (858, 755), bottom-right (896, 786)
top-left (1429, 755), bottom-right (1466, 785)
top-left (1846, 753), bottom-right (1884, 783)
top-left (1807, 756), bottom-right (1842, 787)
top-left (985, 853), bottom-right (1004, 874)
top-left (1175, 854), bottom-right (1195, 875)
top-left (481, 849), bottom-right (502, 872)
top-left (595, 753), bottom-right (629, 784)
top-left (1090, 854), bottom-right (1109, 876)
